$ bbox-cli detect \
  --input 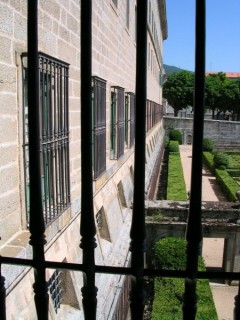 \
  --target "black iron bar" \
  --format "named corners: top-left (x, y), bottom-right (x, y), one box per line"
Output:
top-left (59, 66), bottom-right (64, 212)
top-left (44, 61), bottom-right (50, 221)
top-left (63, 67), bottom-right (67, 206)
top-left (182, 1), bottom-right (206, 319)
top-left (2, 256), bottom-right (240, 281)
top-left (52, 62), bottom-right (57, 218)
top-left (47, 60), bottom-right (53, 221)
top-left (65, 67), bottom-right (70, 205)
top-left (0, 258), bottom-right (6, 320)
top-left (129, 1), bottom-right (148, 319)
top-left (80, 1), bottom-right (98, 319)
top-left (54, 98), bottom-right (59, 218)
top-left (234, 282), bottom-right (240, 319)
top-left (27, 1), bottom-right (49, 319)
